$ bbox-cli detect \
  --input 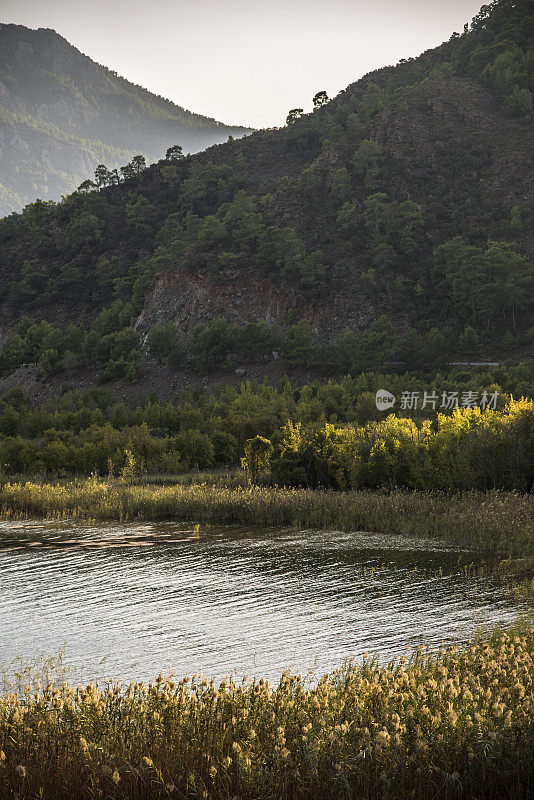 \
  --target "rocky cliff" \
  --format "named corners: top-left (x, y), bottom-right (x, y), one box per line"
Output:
top-left (136, 270), bottom-right (377, 343)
